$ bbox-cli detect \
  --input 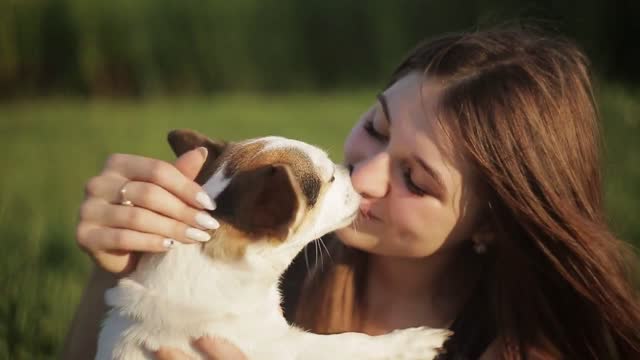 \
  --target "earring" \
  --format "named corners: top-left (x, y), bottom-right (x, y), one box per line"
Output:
top-left (471, 232), bottom-right (492, 254)
top-left (472, 239), bottom-right (488, 254)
